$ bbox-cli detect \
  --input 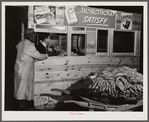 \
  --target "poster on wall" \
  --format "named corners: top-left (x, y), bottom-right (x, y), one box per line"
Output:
top-left (64, 6), bottom-right (116, 28)
top-left (120, 12), bottom-right (133, 30)
top-left (33, 5), bottom-right (64, 25)
top-left (132, 13), bottom-right (142, 30)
